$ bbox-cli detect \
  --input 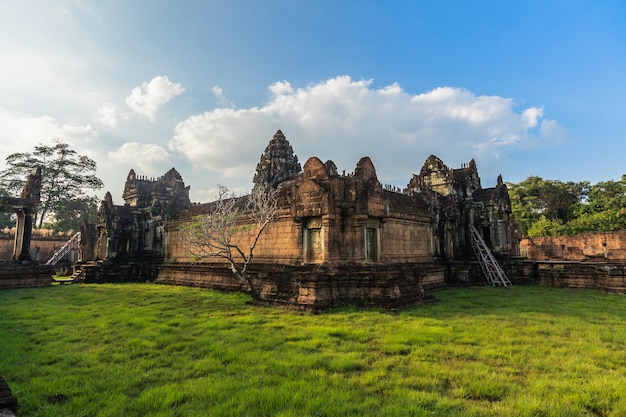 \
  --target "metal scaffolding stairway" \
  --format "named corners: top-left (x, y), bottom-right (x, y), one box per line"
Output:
top-left (45, 232), bottom-right (81, 266)
top-left (469, 225), bottom-right (512, 287)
